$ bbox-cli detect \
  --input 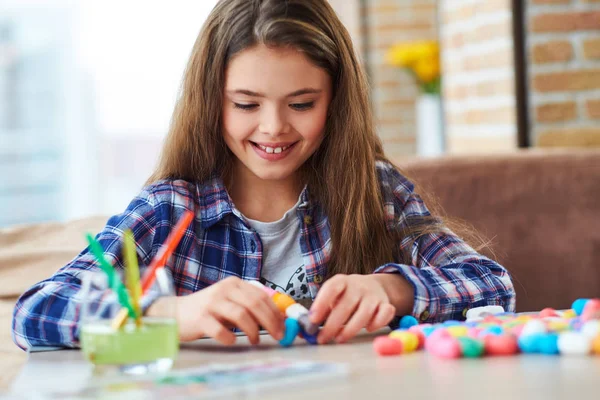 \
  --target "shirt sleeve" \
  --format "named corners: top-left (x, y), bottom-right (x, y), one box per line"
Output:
top-left (374, 166), bottom-right (516, 324)
top-left (11, 188), bottom-right (160, 351)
